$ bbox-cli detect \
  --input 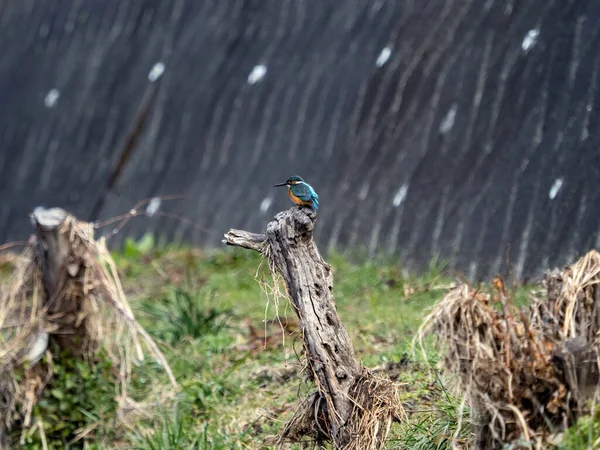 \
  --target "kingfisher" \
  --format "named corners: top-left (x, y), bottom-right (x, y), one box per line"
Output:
top-left (274, 175), bottom-right (319, 210)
